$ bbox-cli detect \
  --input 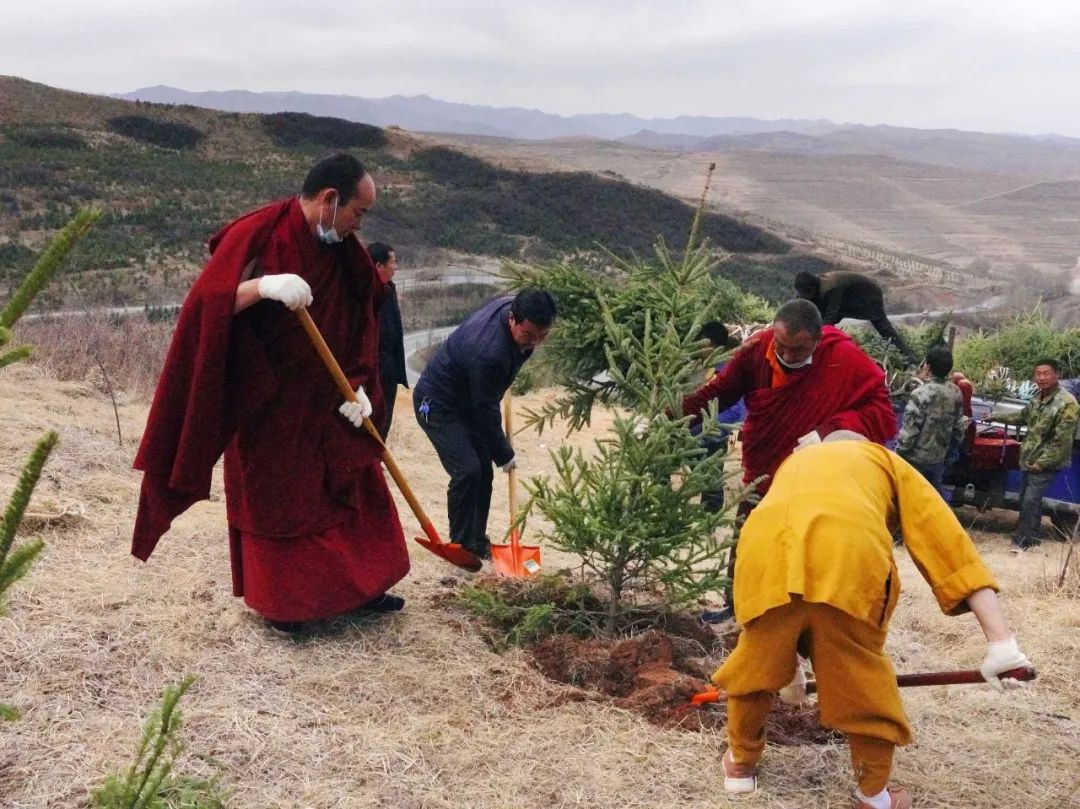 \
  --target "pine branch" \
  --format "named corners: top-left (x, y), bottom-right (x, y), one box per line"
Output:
top-left (1, 431), bottom-right (59, 564)
top-left (1, 432), bottom-right (59, 614)
top-left (0, 540), bottom-right (45, 604)
top-left (92, 675), bottom-right (206, 809)
top-left (0, 206), bottom-right (102, 329)
top-left (0, 346), bottom-right (33, 369)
